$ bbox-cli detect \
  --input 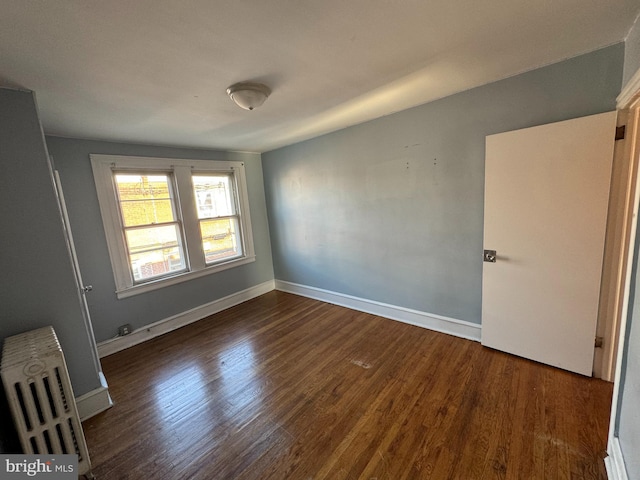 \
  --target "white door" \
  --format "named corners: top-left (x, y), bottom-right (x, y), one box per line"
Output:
top-left (482, 111), bottom-right (617, 376)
